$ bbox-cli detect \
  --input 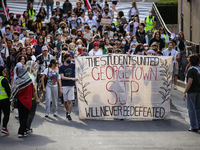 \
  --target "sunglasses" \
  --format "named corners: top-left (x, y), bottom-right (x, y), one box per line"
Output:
top-left (3, 70), bottom-right (7, 72)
